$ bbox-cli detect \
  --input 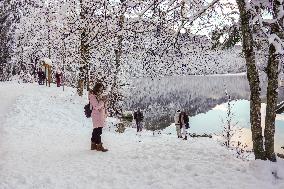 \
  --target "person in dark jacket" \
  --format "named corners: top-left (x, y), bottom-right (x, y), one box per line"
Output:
top-left (55, 70), bottom-right (62, 87)
top-left (37, 69), bottom-right (42, 85)
top-left (134, 109), bottom-right (143, 132)
top-left (37, 68), bottom-right (45, 85)
top-left (179, 111), bottom-right (189, 140)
